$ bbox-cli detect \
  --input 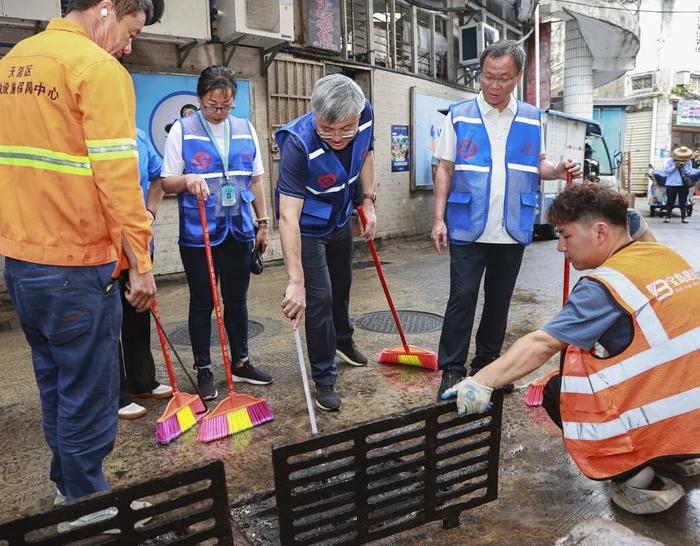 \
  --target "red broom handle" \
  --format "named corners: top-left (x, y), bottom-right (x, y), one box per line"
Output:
top-left (198, 199), bottom-right (235, 396)
top-left (562, 171), bottom-right (573, 305)
top-left (356, 206), bottom-right (410, 352)
top-left (151, 299), bottom-right (179, 393)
